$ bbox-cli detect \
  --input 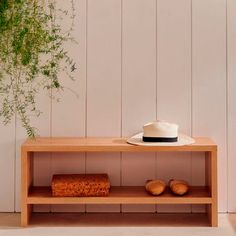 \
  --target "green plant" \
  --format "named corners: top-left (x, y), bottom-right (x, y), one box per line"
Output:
top-left (0, 0), bottom-right (76, 137)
